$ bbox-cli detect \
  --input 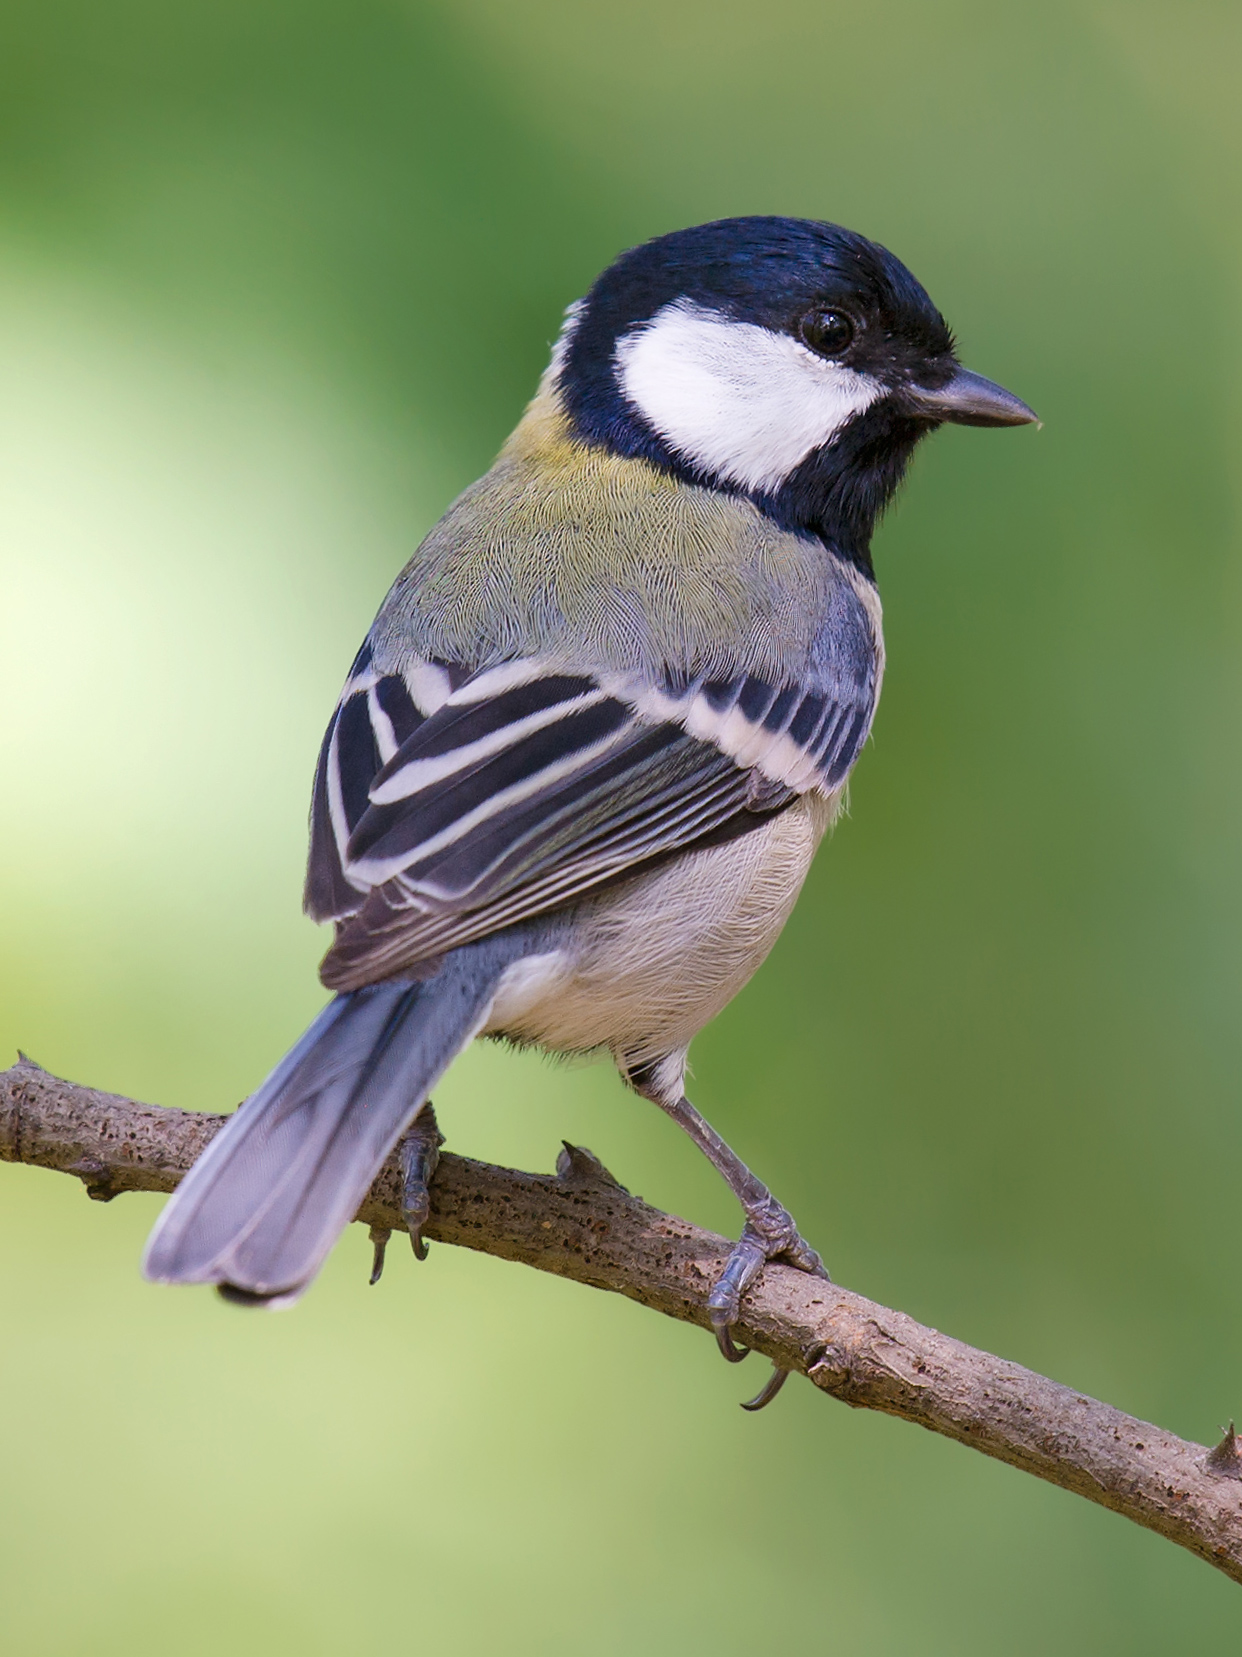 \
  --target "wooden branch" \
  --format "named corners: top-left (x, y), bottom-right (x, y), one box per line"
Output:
top-left (4, 1053), bottom-right (1242, 1581)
